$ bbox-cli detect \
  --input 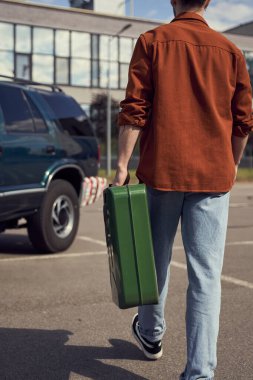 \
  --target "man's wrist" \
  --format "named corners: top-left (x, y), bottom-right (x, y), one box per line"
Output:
top-left (117, 162), bottom-right (128, 171)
